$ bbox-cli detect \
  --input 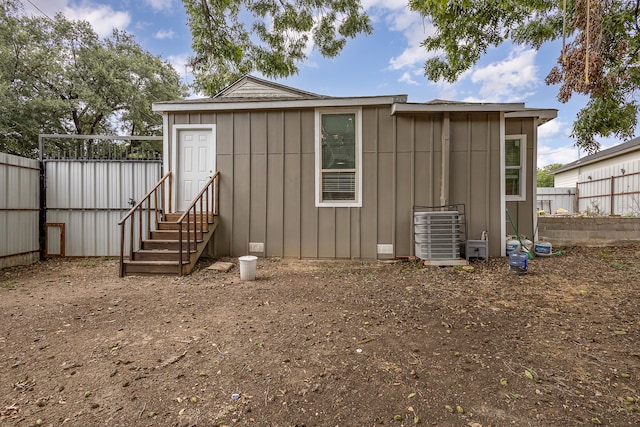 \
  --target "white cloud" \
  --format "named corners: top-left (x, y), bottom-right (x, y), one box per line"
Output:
top-left (468, 48), bottom-right (539, 102)
top-left (538, 119), bottom-right (568, 140)
top-left (537, 143), bottom-right (580, 167)
top-left (361, 0), bottom-right (407, 12)
top-left (167, 52), bottom-right (191, 77)
top-left (22, 0), bottom-right (68, 16)
top-left (144, 0), bottom-right (174, 11)
top-left (155, 29), bottom-right (176, 40)
top-left (536, 120), bottom-right (583, 166)
top-left (26, 1), bottom-right (131, 37)
top-left (66, 5), bottom-right (131, 37)
top-left (386, 7), bottom-right (423, 33)
top-left (389, 44), bottom-right (428, 71)
top-left (387, 13), bottom-right (436, 71)
top-left (398, 71), bottom-right (418, 85)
